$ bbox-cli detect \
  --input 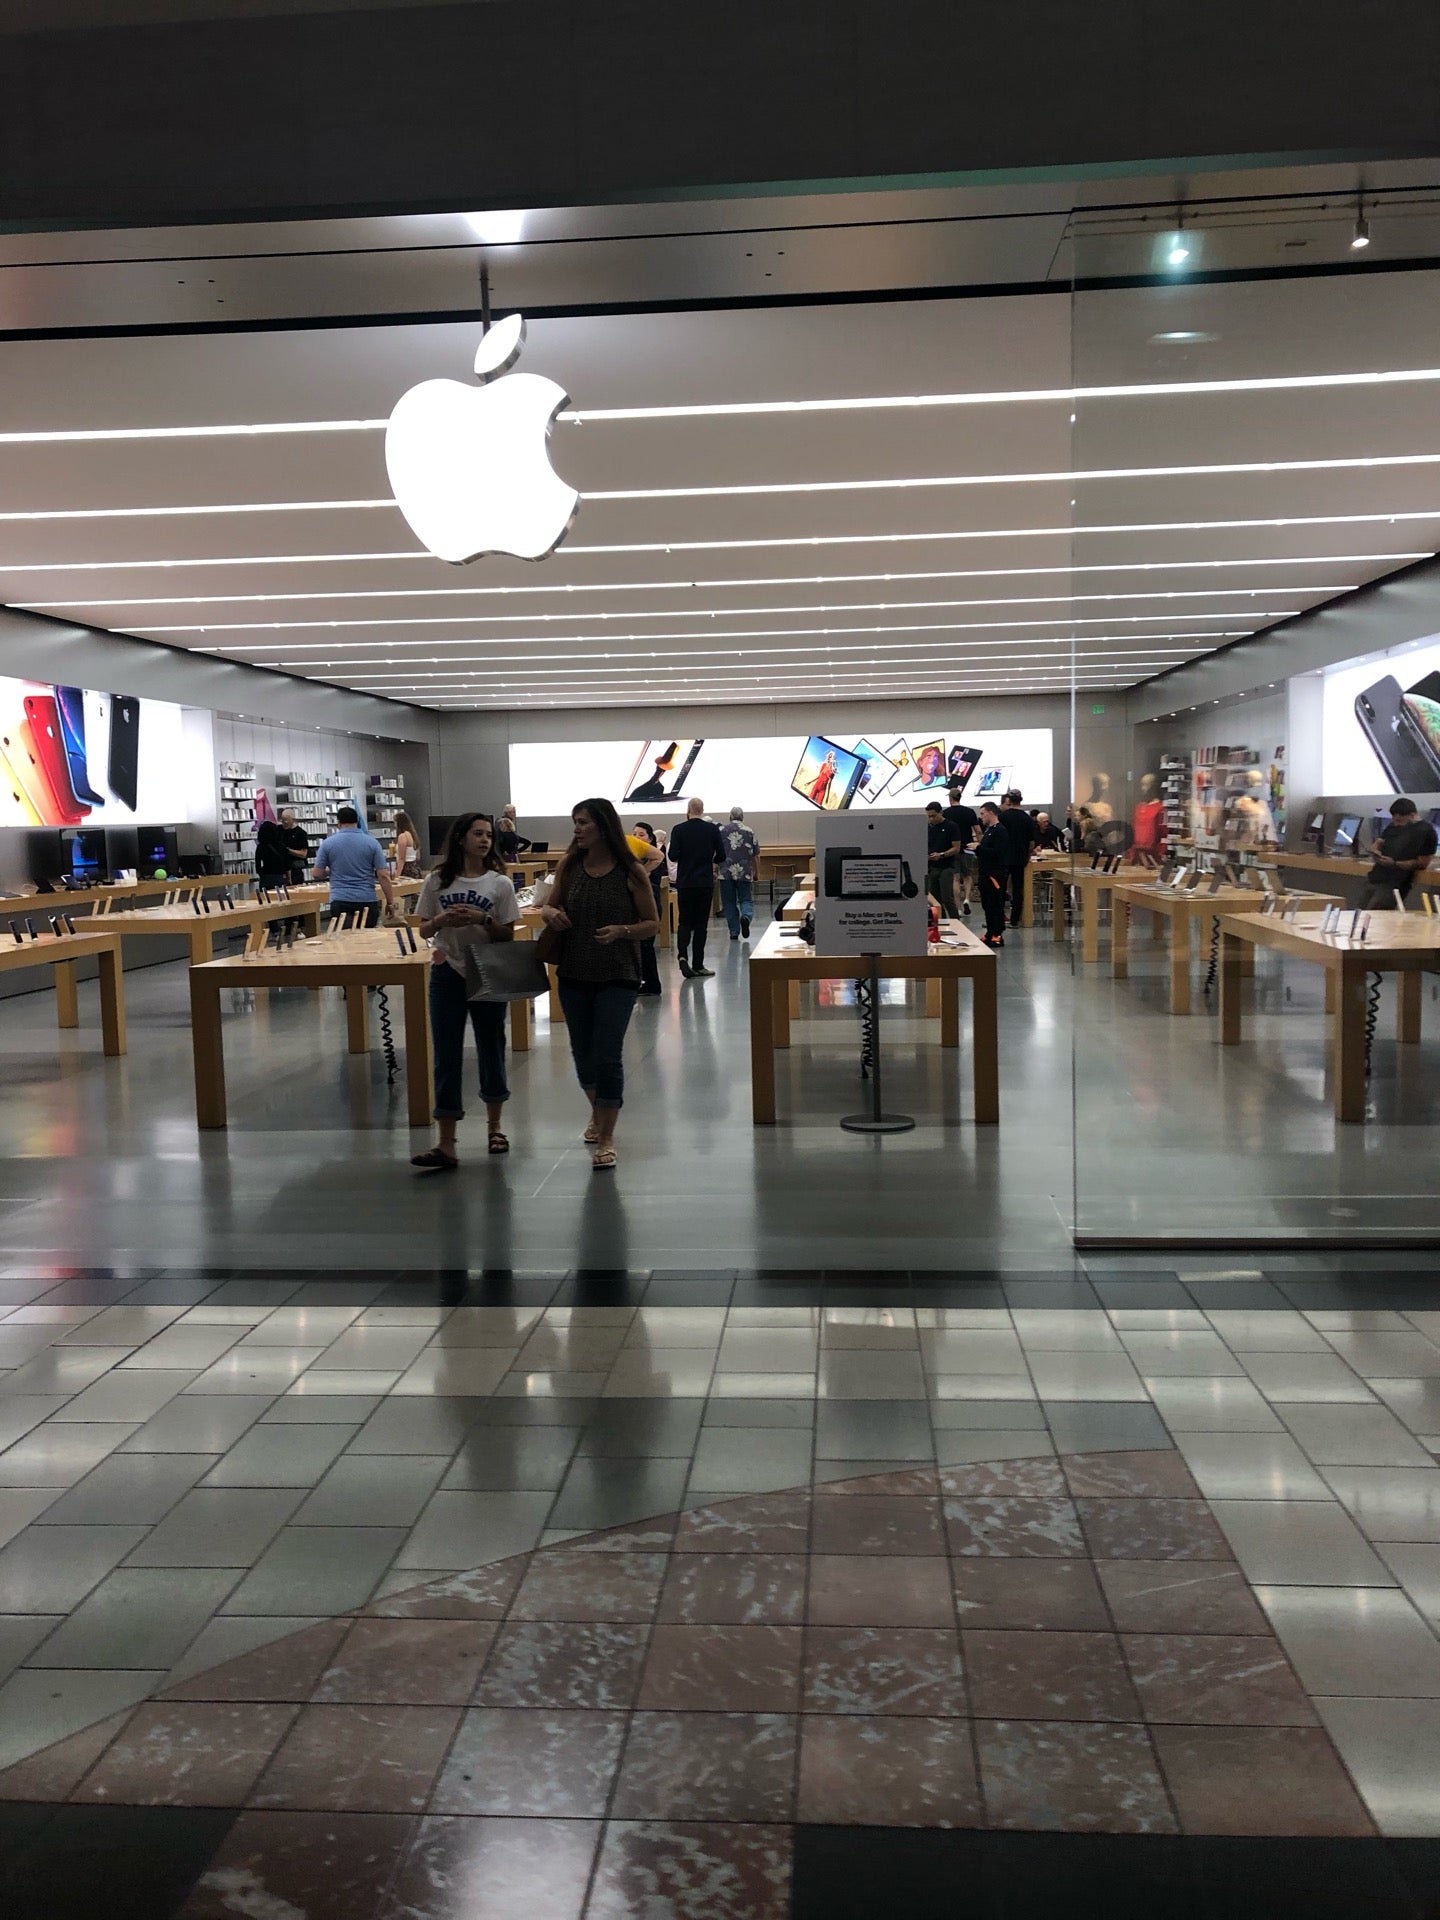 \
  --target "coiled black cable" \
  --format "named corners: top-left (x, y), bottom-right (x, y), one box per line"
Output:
top-left (856, 972), bottom-right (877, 1080)
top-left (376, 984), bottom-right (400, 1084)
top-left (1365, 970), bottom-right (1382, 1080)
top-left (1203, 916), bottom-right (1220, 1000)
